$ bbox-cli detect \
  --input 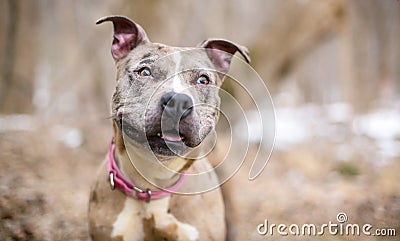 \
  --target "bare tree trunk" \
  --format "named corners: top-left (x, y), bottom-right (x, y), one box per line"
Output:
top-left (343, 0), bottom-right (399, 112)
top-left (0, 0), bottom-right (19, 109)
